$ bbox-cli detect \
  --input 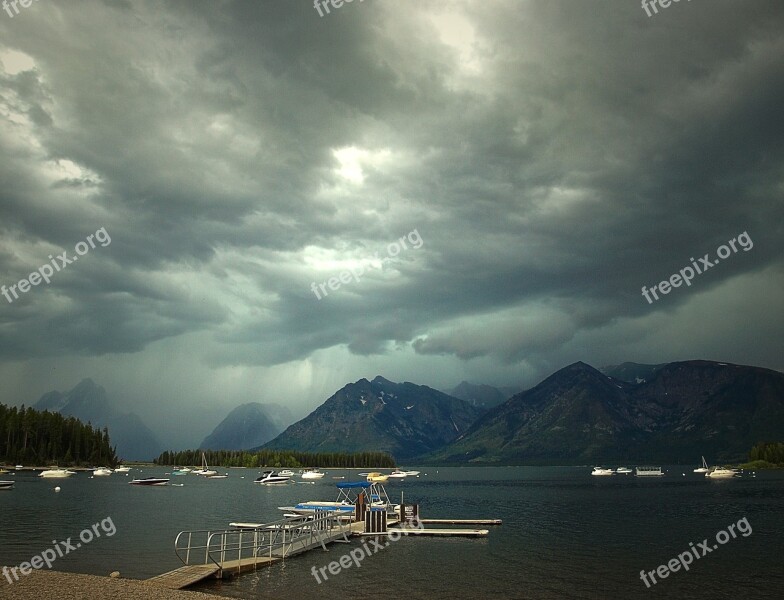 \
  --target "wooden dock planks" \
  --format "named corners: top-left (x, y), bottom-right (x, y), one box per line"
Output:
top-left (147, 565), bottom-right (220, 590)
